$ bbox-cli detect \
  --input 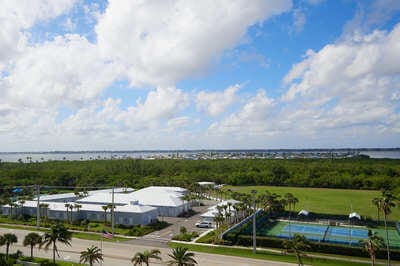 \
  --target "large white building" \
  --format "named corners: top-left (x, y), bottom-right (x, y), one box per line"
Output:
top-left (1, 186), bottom-right (190, 225)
